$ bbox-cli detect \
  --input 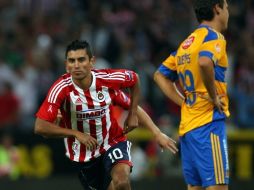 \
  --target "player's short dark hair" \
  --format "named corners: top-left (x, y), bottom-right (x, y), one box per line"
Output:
top-left (194, 0), bottom-right (224, 23)
top-left (65, 40), bottom-right (93, 59)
